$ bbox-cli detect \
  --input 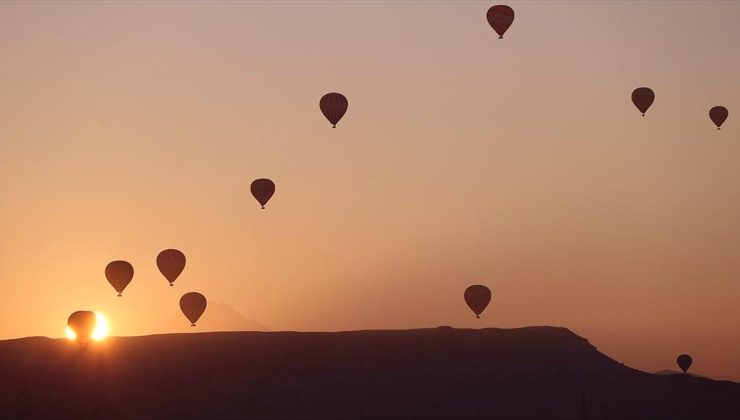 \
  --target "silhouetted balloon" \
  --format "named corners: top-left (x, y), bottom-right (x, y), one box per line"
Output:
top-left (250, 178), bottom-right (275, 209)
top-left (434, 326), bottom-right (458, 356)
top-left (105, 260), bottom-right (134, 297)
top-left (67, 311), bottom-right (97, 343)
top-left (709, 106), bottom-right (728, 130)
top-left (487, 5), bottom-right (515, 39)
top-left (631, 87), bottom-right (655, 116)
top-left (676, 354), bottom-right (693, 373)
top-left (180, 292), bottom-right (207, 326)
top-left (319, 93), bottom-right (348, 128)
top-left (464, 285), bottom-right (492, 318)
top-left (157, 249), bottom-right (186, 286)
